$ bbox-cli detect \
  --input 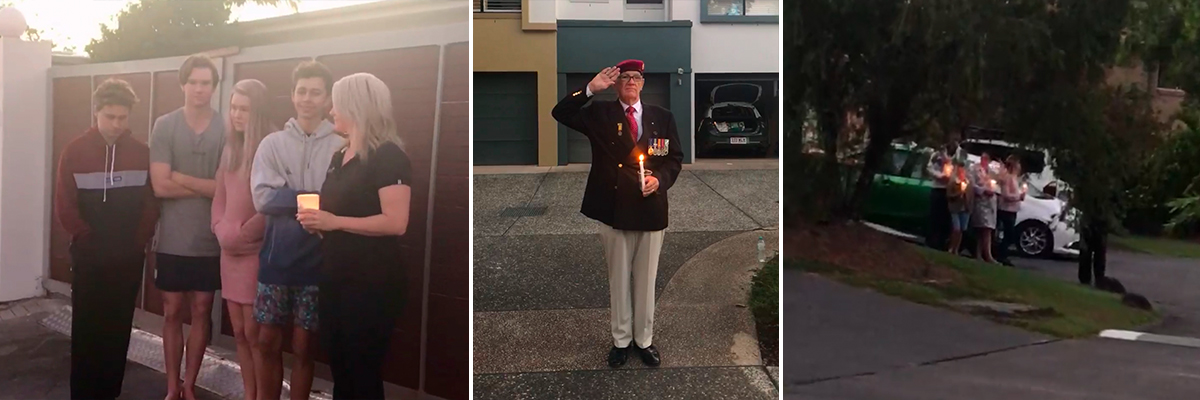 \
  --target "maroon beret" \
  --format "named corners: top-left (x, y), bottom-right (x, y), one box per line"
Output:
top-left (616, 59), bottom-right (645, 74)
